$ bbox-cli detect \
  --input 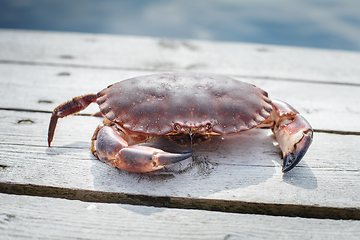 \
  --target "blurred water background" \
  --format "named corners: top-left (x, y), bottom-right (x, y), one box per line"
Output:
top-left (1, 0), bottom-right (360, 52)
